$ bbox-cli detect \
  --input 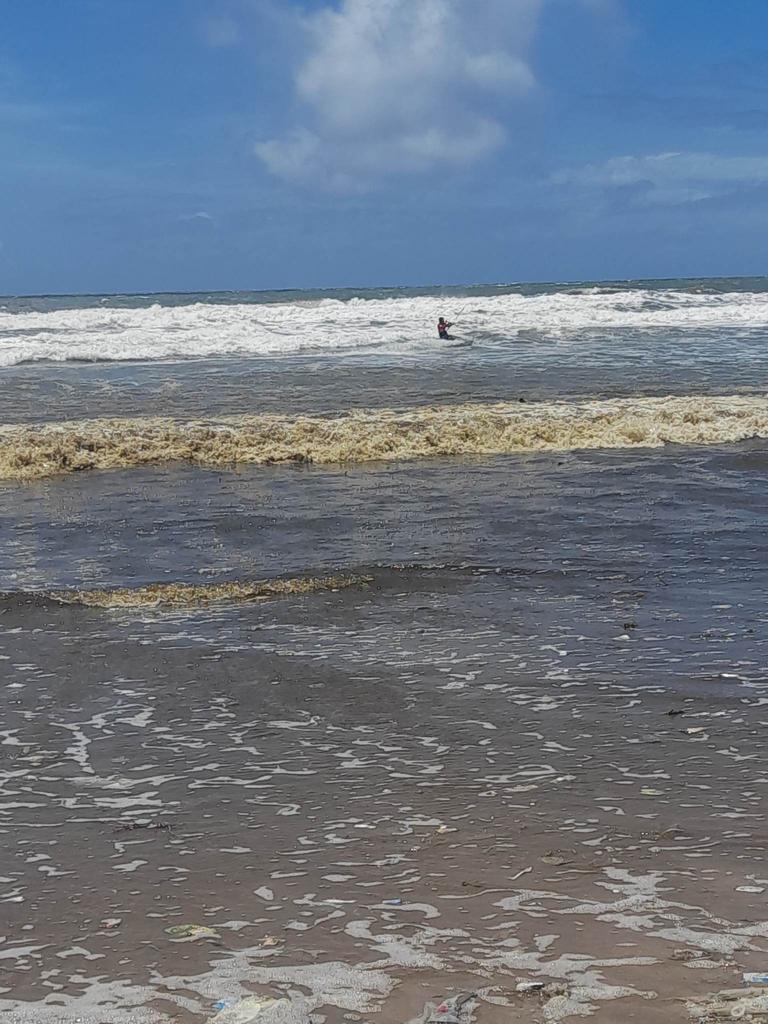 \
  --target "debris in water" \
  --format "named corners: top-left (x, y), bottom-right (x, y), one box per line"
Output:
top-left (516, 981), bottom-right (545, 993)
top-left (541, 852), bottom-right (570, 866)
top-left (113, 820), bottom-right (171, 833)
top-left (688, 987), bottom-right (768, 1020)
top-left (671, 949), bottom-right (705, 962)
top-left (207, 996), bottom-right (289, 1023)
top-left (743, 974), bottom-right (768, 986)
top-left (423, 993), bottom-right (476, 1024)
top-left (165, 923), bottom-right (220, 941)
